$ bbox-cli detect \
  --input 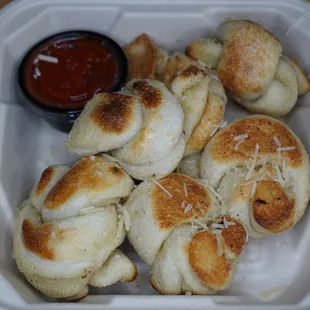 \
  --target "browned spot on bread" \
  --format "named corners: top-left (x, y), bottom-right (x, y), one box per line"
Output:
top-left (125, 33), bottom-right (158, 80)
top-left (211, 116), bottom-right (302, 167)
top-left (152, 174), bottom-right (212, 229)
top-left (132, 80), bottom-right (161, 109)
top-left (91, 93), bottom-right (135, 134)
top-left (36, 167), bottom-right (54, 195)
top-left (55, 228), bottom-right (66, 241)
top-left (108, 165), bottom-right (125, 177)
top-left (44, 157), bottom-right (124, 210)
top-left (180, 65), bottom-right (206, 78)
top-left (217, 20), bottom-right (281, 99)
top-left (252, 180), bottom-right (294, 233)
top-left (189, 230), bottom-right (232, 289)
top-left (222, 217), bottom-right (246, 256)
top-left (22, 219), bottom-right (54, 260)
